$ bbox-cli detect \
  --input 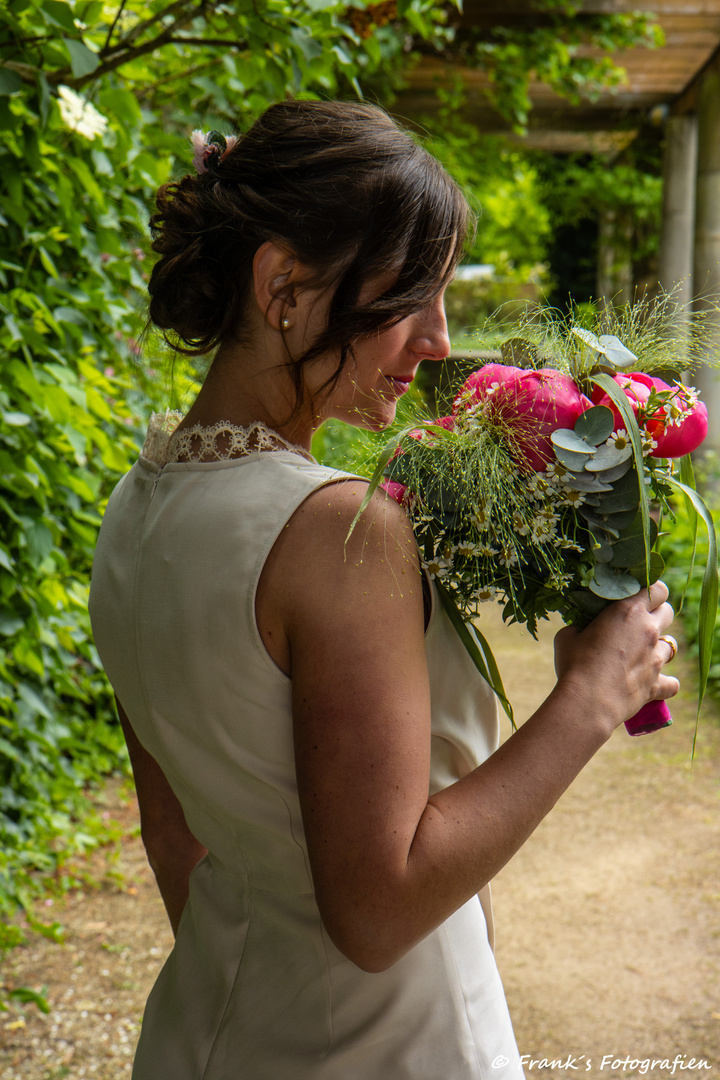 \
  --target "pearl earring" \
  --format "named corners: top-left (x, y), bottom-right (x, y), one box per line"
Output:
top-left (281, 317), bottom-right (291, 330)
